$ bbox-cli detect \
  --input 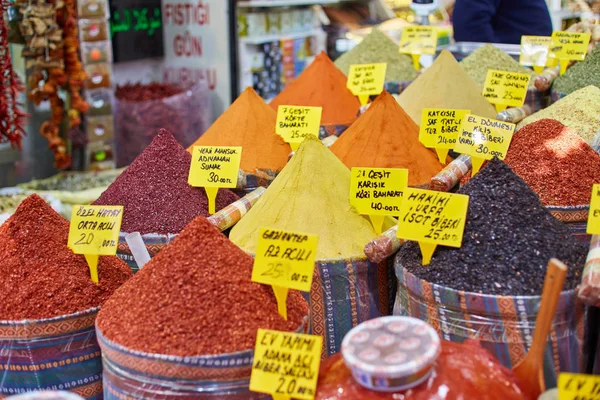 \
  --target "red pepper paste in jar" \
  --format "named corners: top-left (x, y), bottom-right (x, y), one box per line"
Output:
top-left (315, 317), bottom-right (528, 400)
